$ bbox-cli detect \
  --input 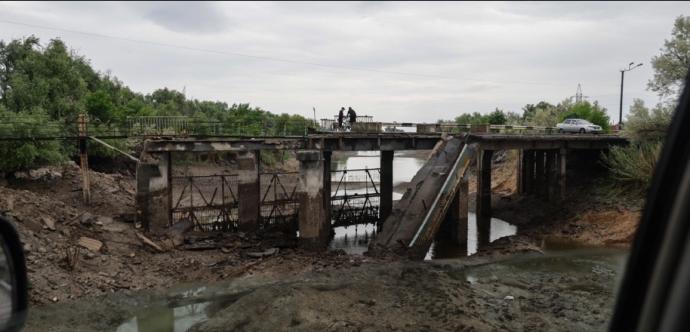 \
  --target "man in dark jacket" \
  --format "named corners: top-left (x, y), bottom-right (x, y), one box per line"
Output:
top-left (347, 107), bottom-right (357, 127)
